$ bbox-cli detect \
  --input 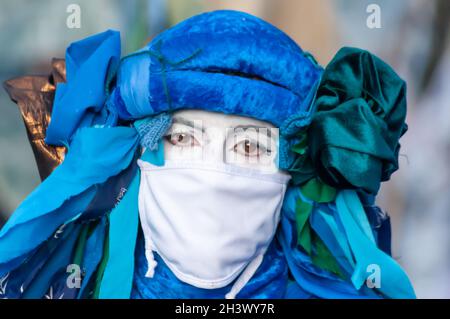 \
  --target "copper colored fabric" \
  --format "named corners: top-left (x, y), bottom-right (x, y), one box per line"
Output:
top-left (3, 59), bottom-right (67, 181)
